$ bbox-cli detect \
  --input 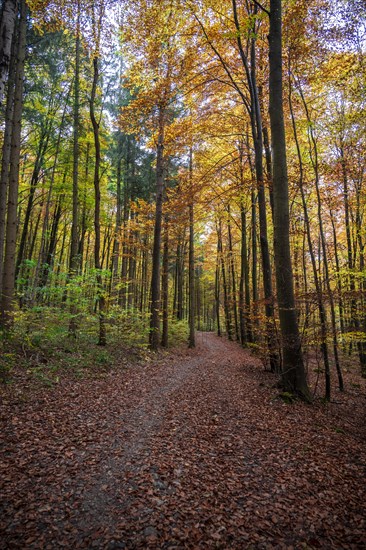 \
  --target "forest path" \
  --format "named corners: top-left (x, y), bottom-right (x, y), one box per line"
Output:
top-left (1, 332), bottom-right (365, 549)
